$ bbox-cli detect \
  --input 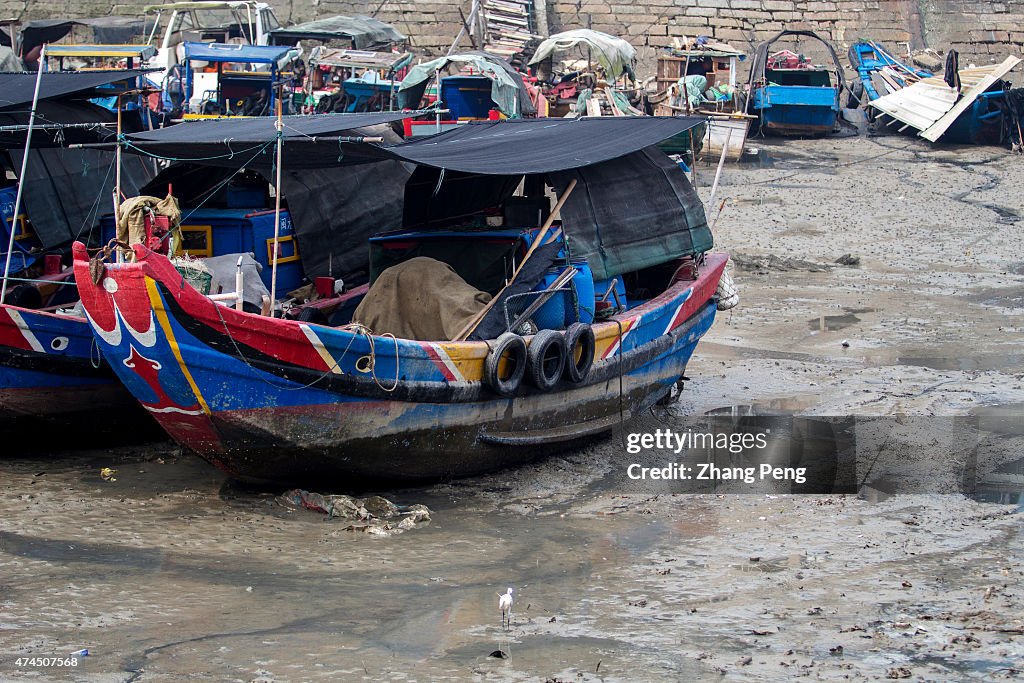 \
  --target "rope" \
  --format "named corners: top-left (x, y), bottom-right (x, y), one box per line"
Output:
top-left (615, 318), bottom-right (626, 449)
top-left (119, 137), bottom-right (276, 163)
top-left (209, 302), bottom-right (400, 393)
